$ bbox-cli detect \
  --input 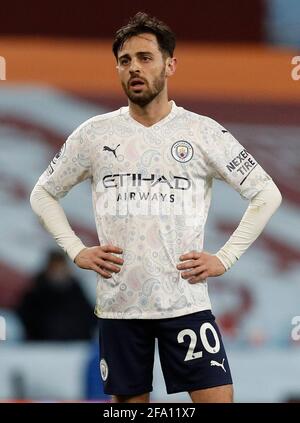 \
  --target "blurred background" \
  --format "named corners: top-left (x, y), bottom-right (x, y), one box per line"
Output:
top-left (0, 0), bottom-right (300, 403)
